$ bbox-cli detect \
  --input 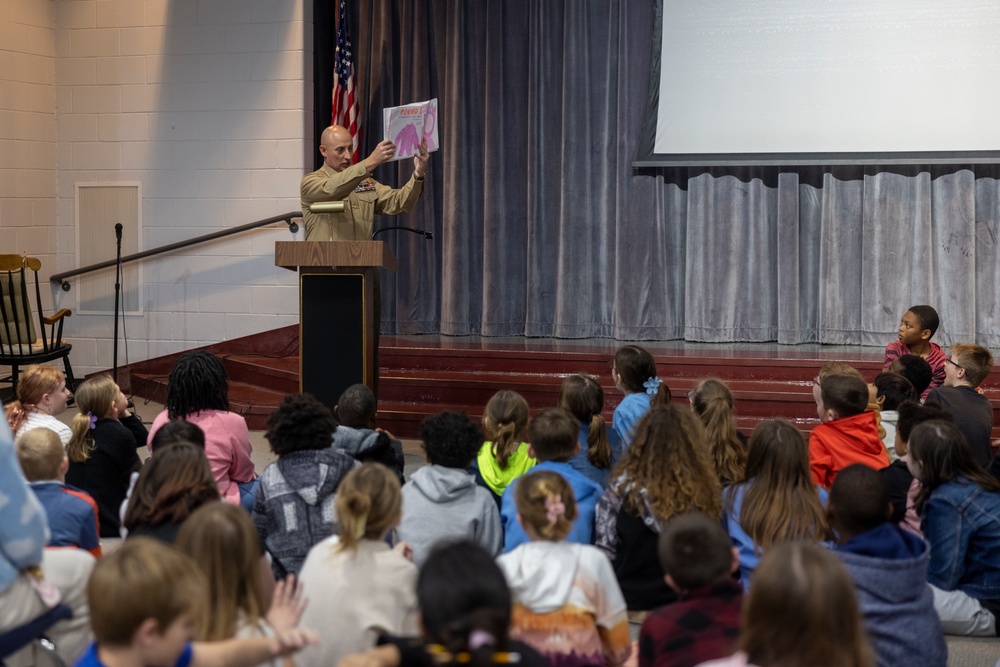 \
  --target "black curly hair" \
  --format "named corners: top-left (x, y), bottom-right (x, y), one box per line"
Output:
top-left (166, 351), bottom-right (229, 419)
top-left (265, 393), bottom-right (338, 456)
top-left (420, 411), bottom-right (483, 468)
